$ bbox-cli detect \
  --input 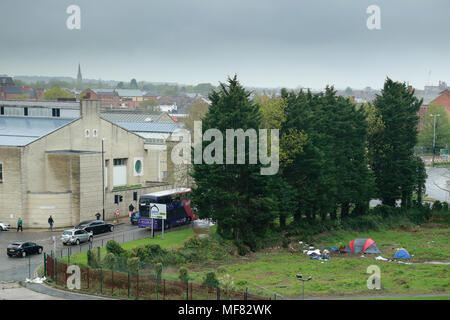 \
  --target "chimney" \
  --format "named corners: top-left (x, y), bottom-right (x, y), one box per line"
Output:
top-left (80, 99), bottom-right (100, 118)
